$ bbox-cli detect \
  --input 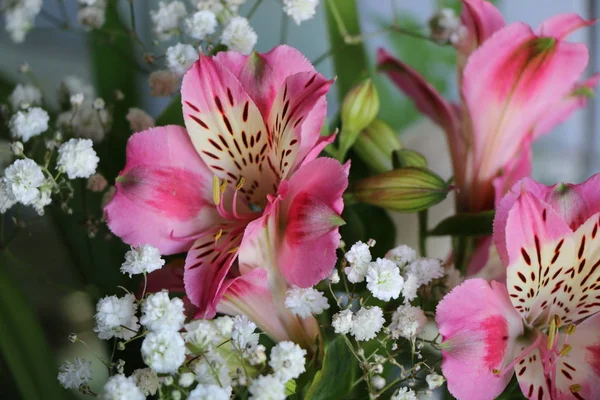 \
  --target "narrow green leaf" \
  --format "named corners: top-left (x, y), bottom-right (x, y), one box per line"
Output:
top-left (325, 0), bottom-right (369, 102)
top-left (305, 336), bottom-right (358, 400)
top-left (429, 211), bottom-right (495, 237)
top-left (0, 253), bottom-right (64, 400)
